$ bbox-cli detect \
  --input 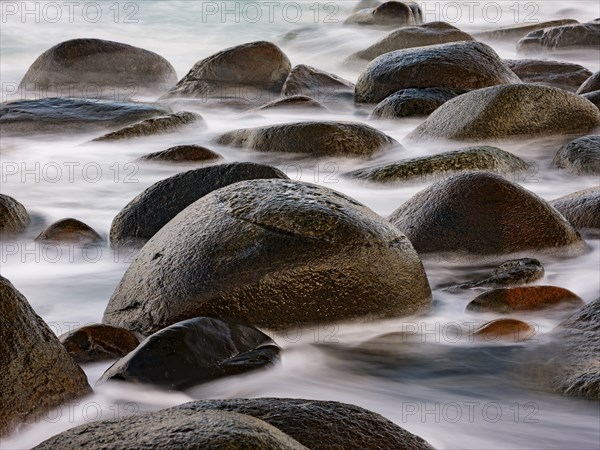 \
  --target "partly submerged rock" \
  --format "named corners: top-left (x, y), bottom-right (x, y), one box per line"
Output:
top-left (474, 19), bottom-right (579, 41)
top-left (0, 194), bottom-right (30, 235)
top-left (504, 59), bottom-right (592, 92)
top-left (344, 1), bottom-right (420, 28)
top-left (35, 218), bottom-right (102, 244)
top-left (551, 186), bottom-right (600, 237)
top-left (444, 258), bottom-right (544, 291)
top-left (466, 286), bottom-right (584, 313)
top-left (60, 324), bottom-right (140, 364)
top-left (577, 71), bottom-right (600, 94)
top-left (281, 65), bottom-right (354, 101)
top-left (471, 319), bottom-right (536, 342)
top-left (552, 135), bottom-right (600, 175)
top-left (369, 87), bottom-right (468, 119)
top-left (518, 22), bottom-right (600, 52)
top-left (140, 145), bottom-right (221, 162)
